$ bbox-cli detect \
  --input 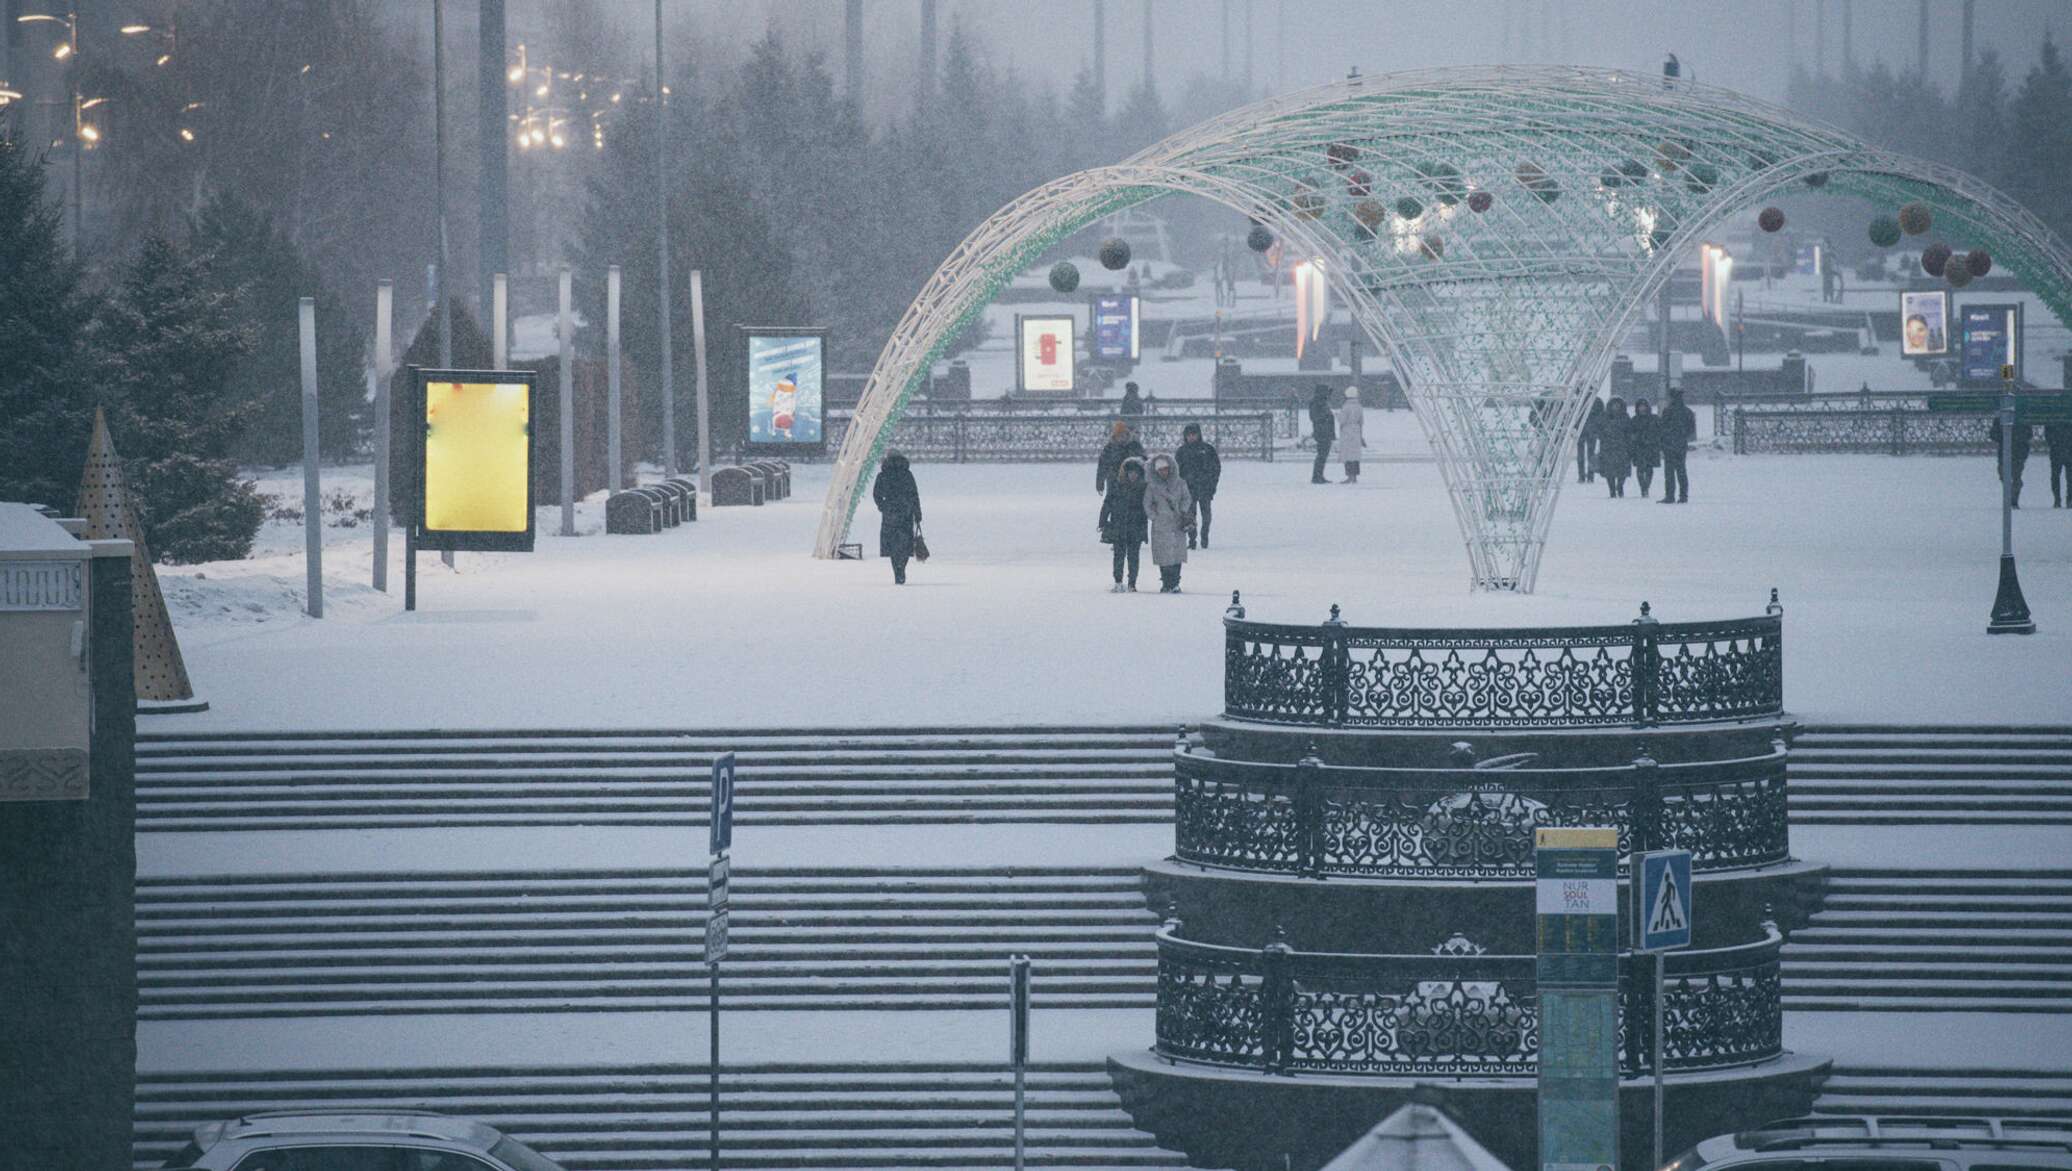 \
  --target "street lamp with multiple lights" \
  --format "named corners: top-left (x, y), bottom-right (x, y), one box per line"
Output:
top-left (16, 10), bottom-right (88, 257)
